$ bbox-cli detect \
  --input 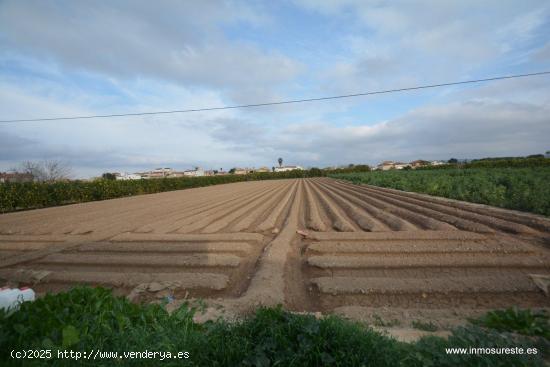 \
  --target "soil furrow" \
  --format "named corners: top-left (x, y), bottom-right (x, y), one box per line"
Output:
top-left (362, 184), bottom-right (550, 233)
top-left (338, 180), bottom-right (539, 235)
top-left (307, 180), bottom-right (357, 232)
top-left (312, 275), bottom-right (538, 295)
top-left (229, 181), bottom-right (295, 232)
top-left (332, 180), bottom-right (495, 233)
top-left (1, 177), bottom-right (549, 320)
top-left (256, 180), bottom-right (299, 231)
top-left (200, 184), bottom-right (285, 233)
top-left (307, 253), bottom-right (549, 269)
top-left (315, 178), bottom-right (419, 231)
top-left (37, 253), bottom-right (242, 267)
top-left (321, 179), bottom-right (455, 231)
top-left (311, 179), bottom-right (389, 231)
